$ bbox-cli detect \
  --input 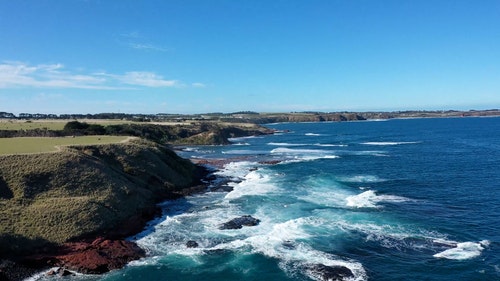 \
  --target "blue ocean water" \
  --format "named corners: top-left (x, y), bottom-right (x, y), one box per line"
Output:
top-left (31, 117), bottom-right (500, 281)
